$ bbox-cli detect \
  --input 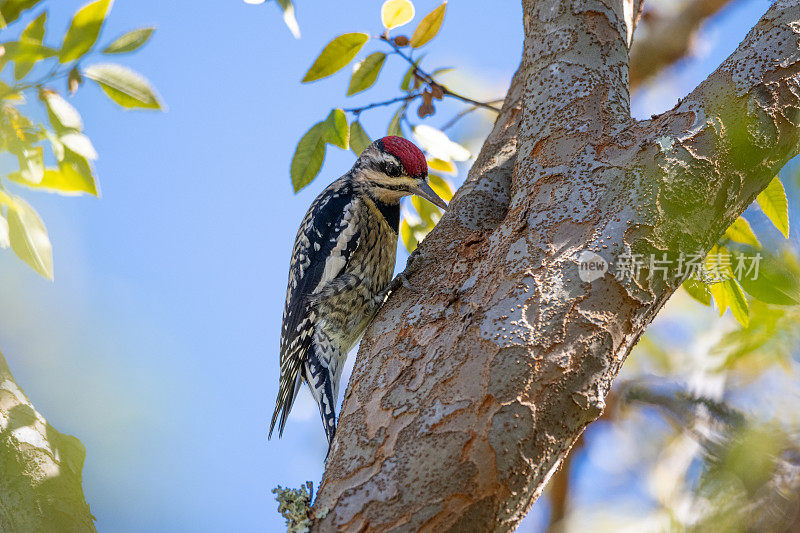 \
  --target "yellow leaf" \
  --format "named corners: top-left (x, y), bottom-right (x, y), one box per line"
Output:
top-left (757, 176), bottom-right (789, 238)
top-left (381, 0), bottom-right (414, 30)
top-left (410, 2), bottom-right (446, 48)
top-left (427, 158), bottom-right (455, 175)
top-left (724, 217), bottom-right (760, 248)
top-left (428, 174), bottom-right (453, 201)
